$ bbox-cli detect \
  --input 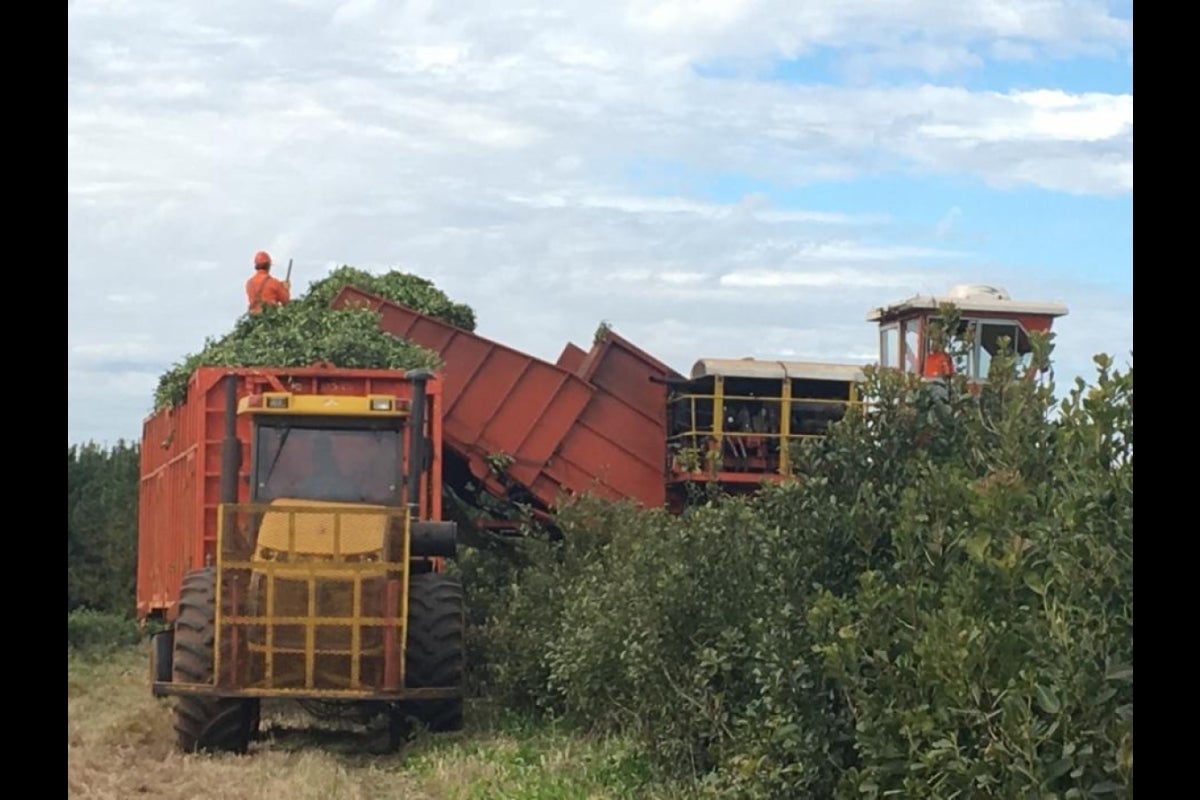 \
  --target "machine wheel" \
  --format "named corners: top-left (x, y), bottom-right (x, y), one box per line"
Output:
top-left (172, 567), bottom-right (257, 753)
top-left (392, 572), bottom-right (465, 740)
